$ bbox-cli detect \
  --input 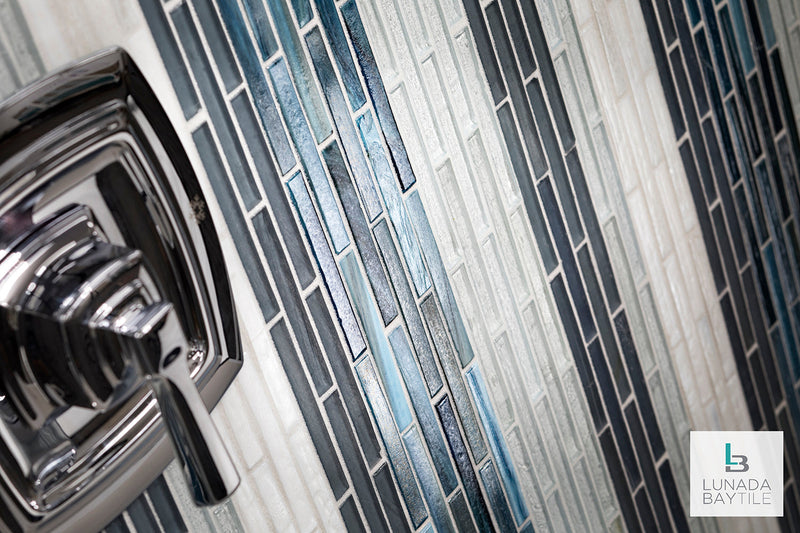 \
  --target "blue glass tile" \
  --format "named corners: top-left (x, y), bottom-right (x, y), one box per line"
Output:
top-left (466, 367), bottom-right (529, 525)
top-left (566, 149), bottom-right (620, 311)
top-left (232, 92), bottom-right (315, 288)
top-left (374, 221), bottom-right (442, 394)
top-left (216, 0), bottom-right (296, 174)
top-left (324, 392), bottom-right (390, 532)
top-left (436, 396), bottom-right (493, 533)
top-left (599, 428), bottom-right (642, 533)
top-left (477, 460), bottom-right (516, 532)
top-left (358, 112), bottom-right (430, 295)
top-left (126, 495), bottom-right (158, 531)
top-left (357, 358), bottom-right (428, 528)
top-left (500, 0), bottom-right (536, 77)
top-left (317, 0), bottom-right (366, 110)
top-left (388, 328), bottom-right (458, 494)
top-left (742, 267), bottom-right (783, 409)
top-left (520, 522), bottom-right (534, 533)
top-left (461, 0), bottom-right (507, 104)
top-left (685, 0), bottom-right (701, 26)
top-left (518, 0), bottom-right (575, 149)
top-left (771, 50), bottom-right (800, 170)
top-left (289, 0), bottom-right (312, 27)
top-left (407, 192), bottom-right (475, 366)
top-left (756, 0), bottom-right (776, 47)
top-left (287, 173), bottom-right (366, 355)
top-left (720, 293), bottom-right (763, 429)
top-left (137, 0), bottom-right (199, 119)
top-left (192, 125), bottom-right (278, 321)
top-left (241, 0), bottom-right (278, 59)
top-left (728, 99), bottom-right (768, 243)
top-left (527, 79), bottom-right (584, 245)
top-left (700, 0), bottom-right (732, 94)
top-left (272, 319), bottom-right (348, 497)
top-left (341, 0), bottom-right (417, 190)
top-left (658, 461), bottom-right (690, 532)
top-left (614, 312), bottom-right (665, 459)
top-left (486, 2), bottom-right (548, 178)
top-left (306, 288), bottom-right (380, 466)
top-left (341, 251), bottom-right (412, 429)
top-left (266, 0), bottom-right (331, 140)
top-left (588, 339), bottom-right (642, 488)
top-left (448, 490), bottom-right (478, 533)
top-left (323, 142), bottom-right (396, 324)
top-left (497, 102), bottom-right (558, 273)
top-left (306, 28), bottom-right (383, 221)
top-left (252, 209), bottom-right (333, 395)
top-left (192, 1), bottom-right (241, 92)
top-left (403, 427), bottom-right (456, 533)
top-left (765, 245), bottom-right (800, 378)
top-left (728, 0), bottom-right (755, 73)
top-left (270, 60), bottom-right (350, 252)
top-left (374, 463), bottom-right (413, 533)
top-left (340, 496), bottom-right (367, 533)
top-left (172, 5), bottom-right (262, 211)
top-left (551, 274), bottom-right (606, 431)
top-left (750, 79), bottom-right (790, 226)
top-left (577, 246), bottom-right (631, 402)
top-left (145, 476), bottom-right (187, 532)
top-left (420, 295), bottom-right (487, 461)
top-left (538, 178), bottom-right (597, 341)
